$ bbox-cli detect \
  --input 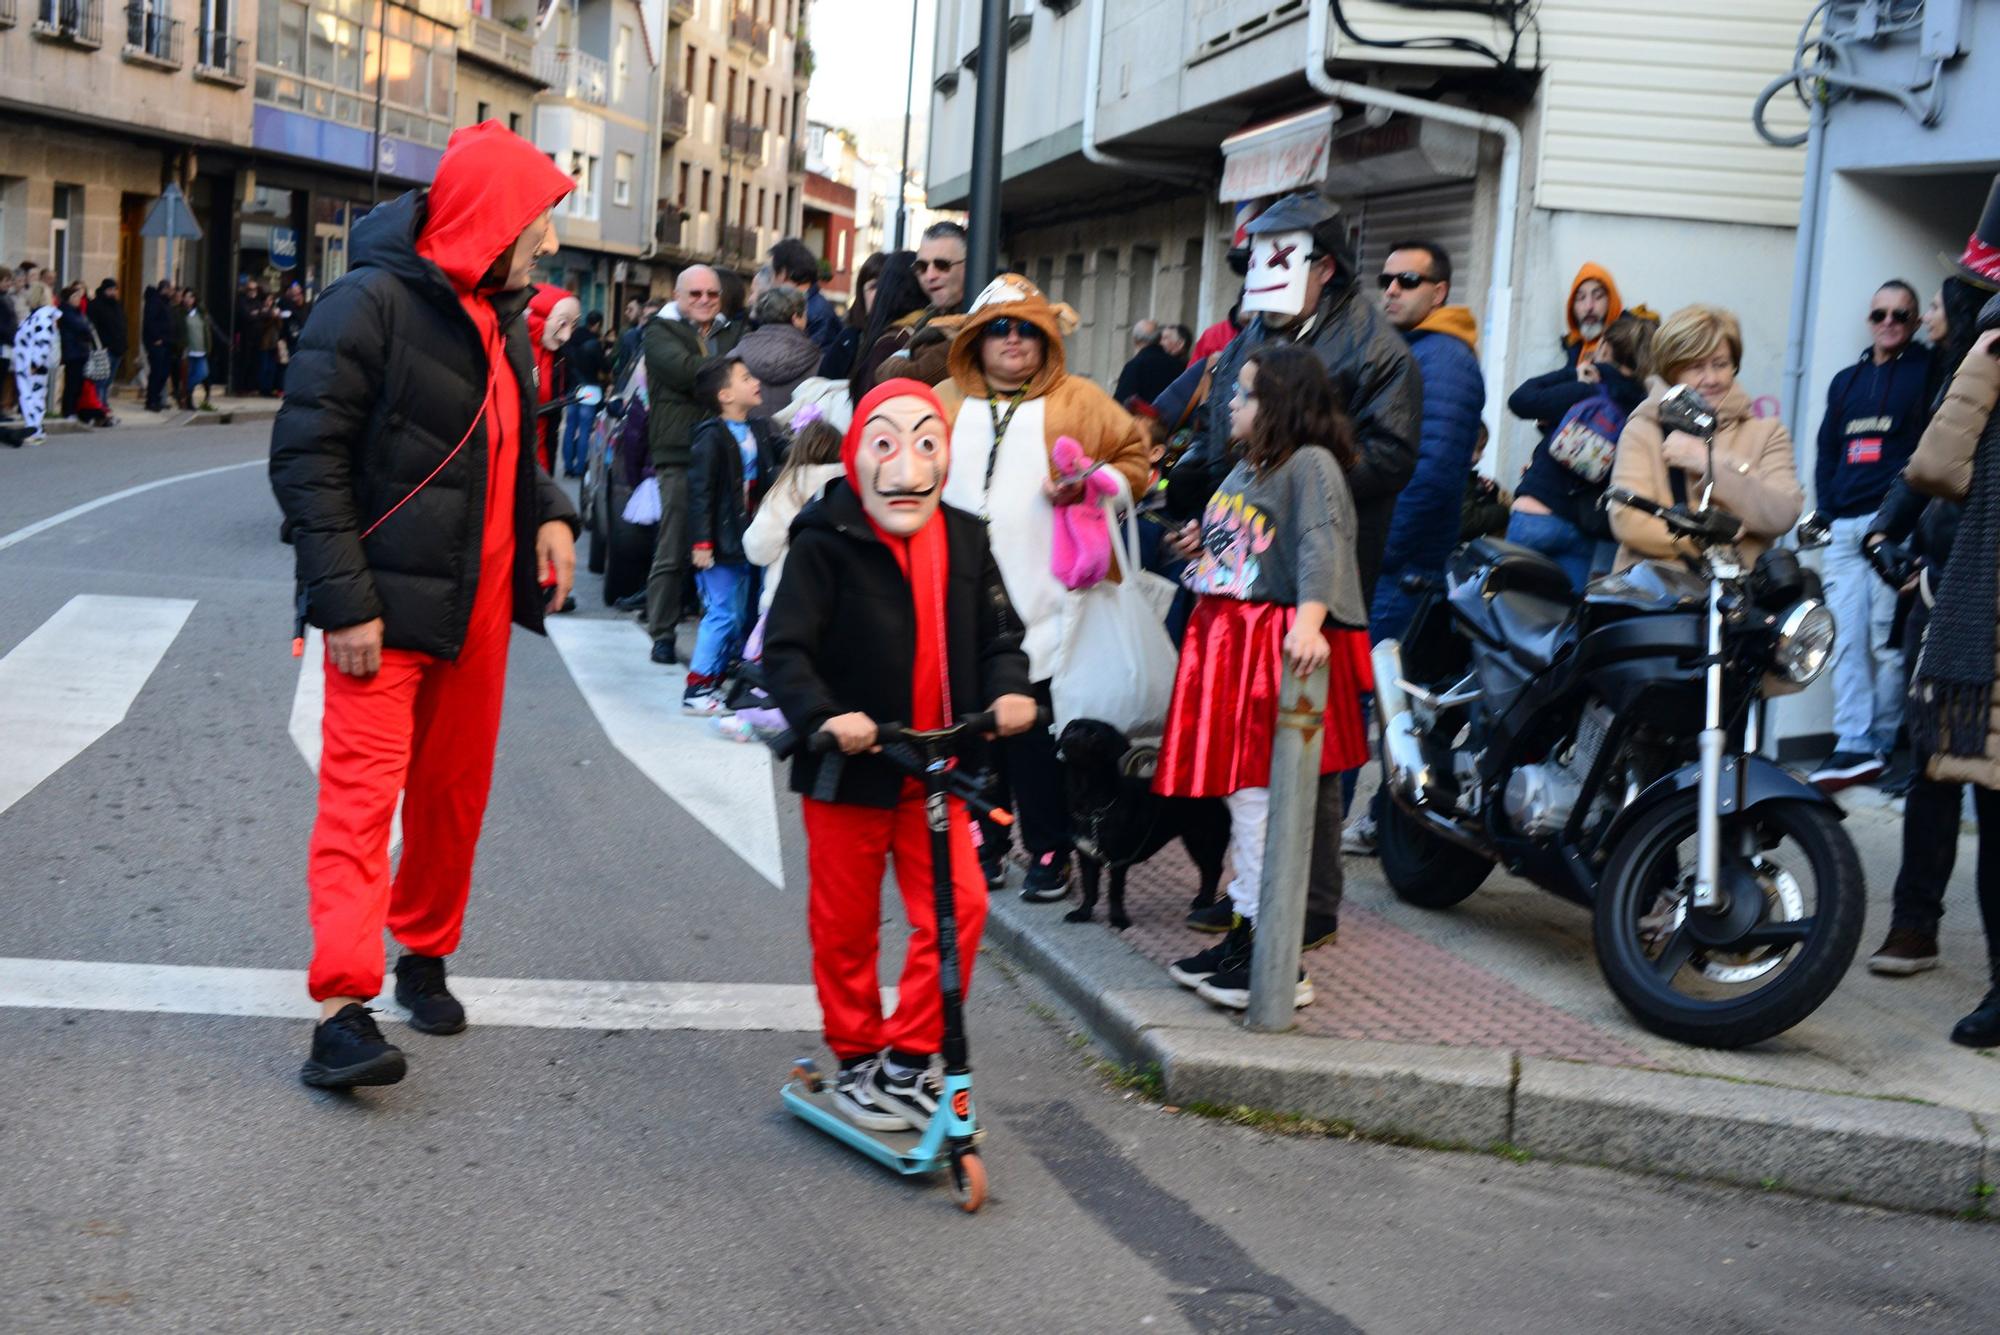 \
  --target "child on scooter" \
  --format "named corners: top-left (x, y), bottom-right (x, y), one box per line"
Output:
top-left (1153, 343), bottom-right (1374, 1011)
top-left (763, 378), bottom-right (1037, 1132)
